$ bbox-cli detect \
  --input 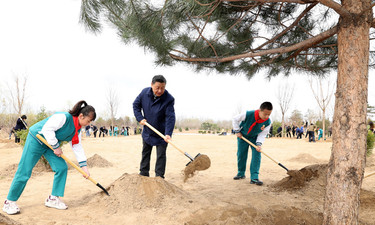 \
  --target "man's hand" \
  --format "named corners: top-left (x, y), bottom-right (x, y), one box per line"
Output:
top-left (236, 133), bottom-right (243, 138)
top-left (140, 119), bottom-right (147, 125)
top-left (255, 145), bottom-right (262, 152)
top-left (54, 147), bottom-right (63, 157)
top-left (164, 135), bottom-right (171, 142)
